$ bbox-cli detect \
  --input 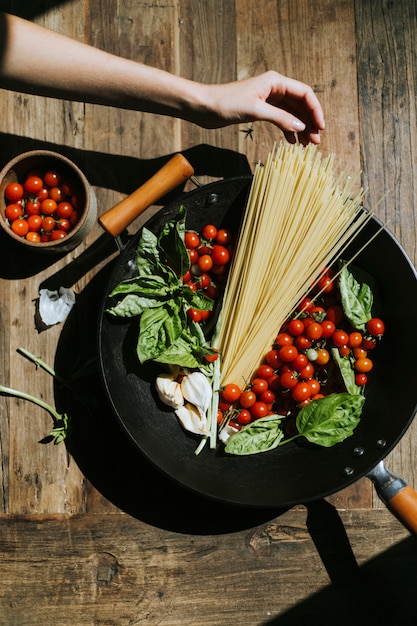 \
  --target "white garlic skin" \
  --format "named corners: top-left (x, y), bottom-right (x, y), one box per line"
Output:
top-left (180, 371), bottom-right (212, 418)
top-left (175, 402), bottom-right (210, 436)
top-left (155, 373), bottom-right (184, 409)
